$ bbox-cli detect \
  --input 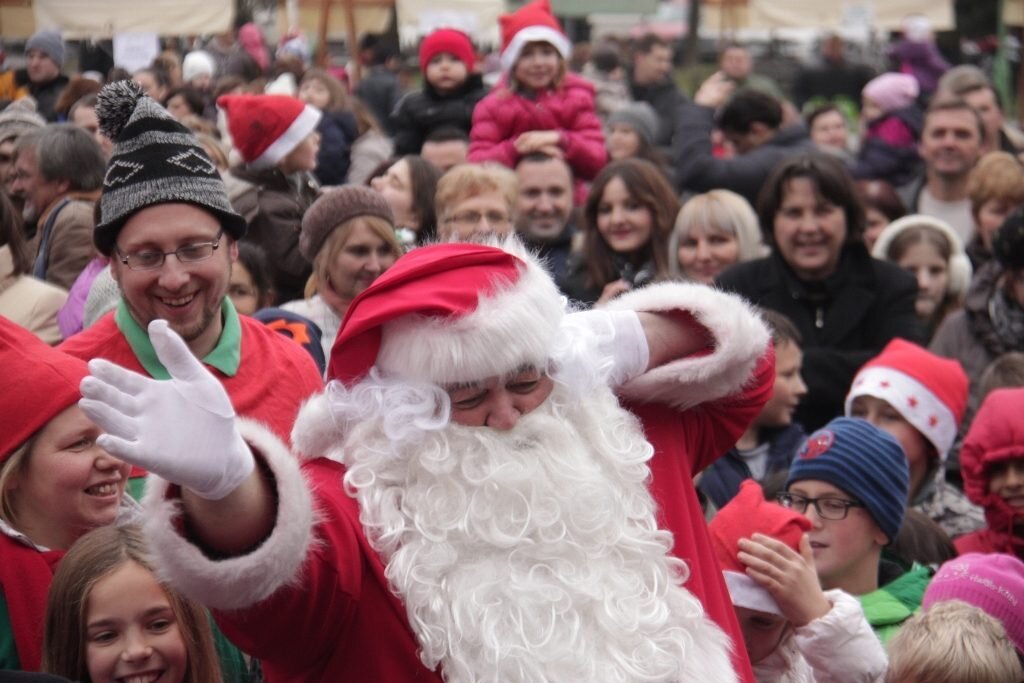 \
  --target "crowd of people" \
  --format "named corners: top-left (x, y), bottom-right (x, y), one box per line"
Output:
top-left (1, 5), bottom-right (1023, 683)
